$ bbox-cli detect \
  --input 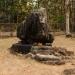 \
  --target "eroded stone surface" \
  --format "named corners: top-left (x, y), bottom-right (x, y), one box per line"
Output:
top-left (63, 68), bottom-right (75, 75)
